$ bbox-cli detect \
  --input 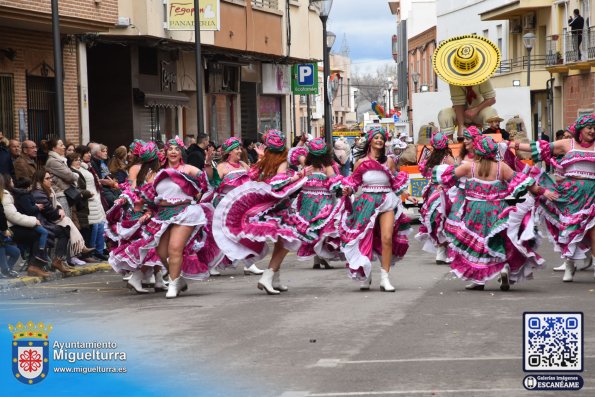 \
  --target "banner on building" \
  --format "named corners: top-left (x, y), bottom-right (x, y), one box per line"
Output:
top-left (262, 64), bottom-right (291, 95)
top-left (166, 0), bottom-right (220, 31)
